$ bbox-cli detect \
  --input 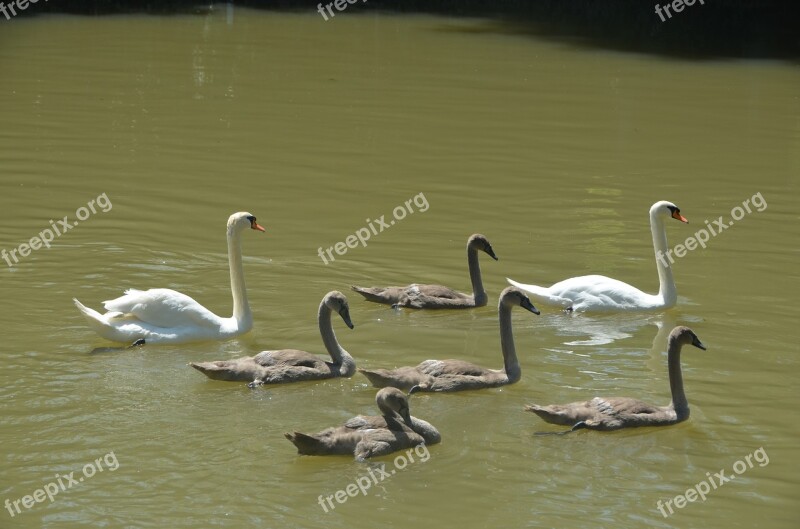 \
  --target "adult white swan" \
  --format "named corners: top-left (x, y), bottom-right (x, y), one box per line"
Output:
top-left (507, 201), bottom-right (688, 312)
top-left (73, 212), bottom-right (265, 344)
